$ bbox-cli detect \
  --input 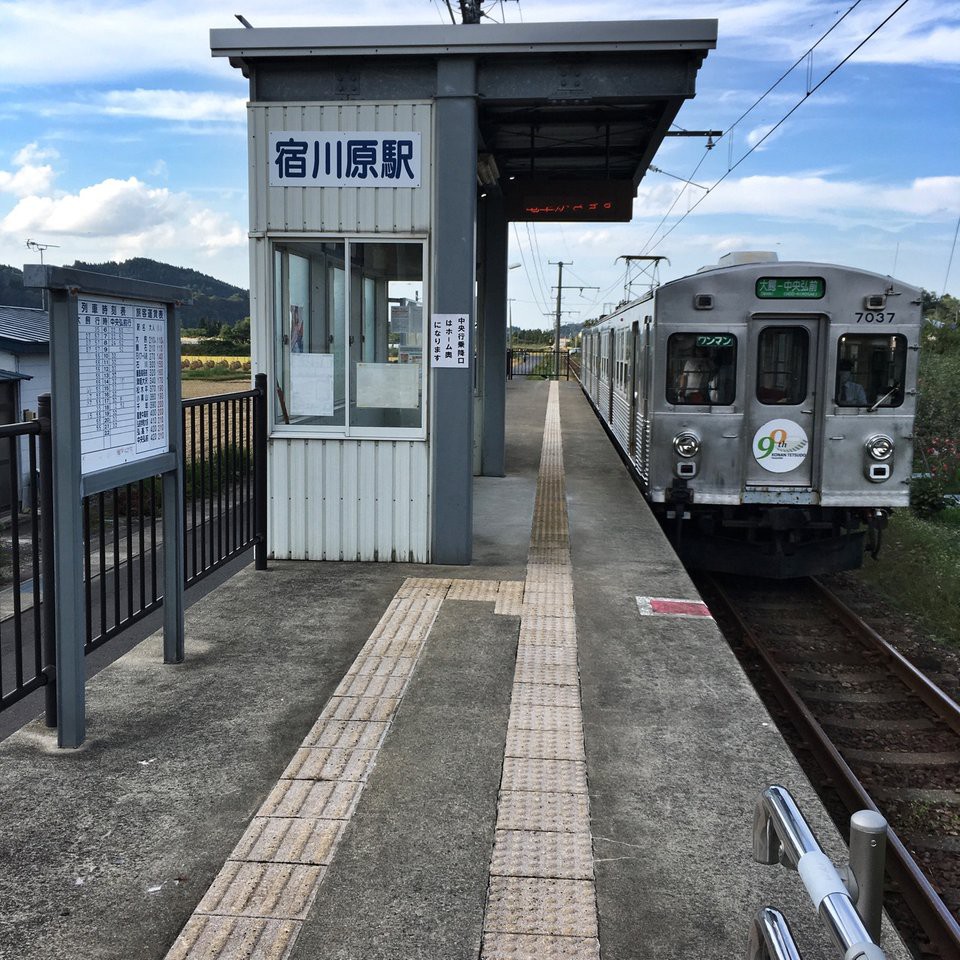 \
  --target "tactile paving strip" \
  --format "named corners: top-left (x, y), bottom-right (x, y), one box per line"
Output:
top-left (164, 582), bottom-right (449, 960)
top-left (481, 382), bottom-right (600, 960)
